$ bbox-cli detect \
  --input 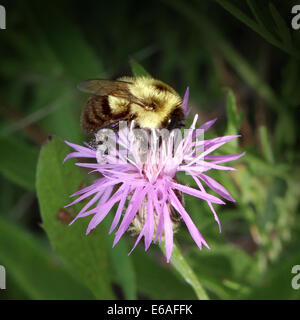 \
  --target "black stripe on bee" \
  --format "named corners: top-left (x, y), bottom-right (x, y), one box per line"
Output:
top-left (153, 82), bottom-right (173, 93)
top-left (89, 96), bottom-right (111, 121)
top-left (100, 96), bottom-right (111, 116)
top-left (160, 107), bottom-right (184, 130)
